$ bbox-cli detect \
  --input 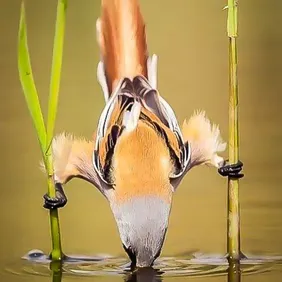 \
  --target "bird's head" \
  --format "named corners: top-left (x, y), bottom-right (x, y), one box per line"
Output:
top-left (110, 195), bottom-right (171, 268)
